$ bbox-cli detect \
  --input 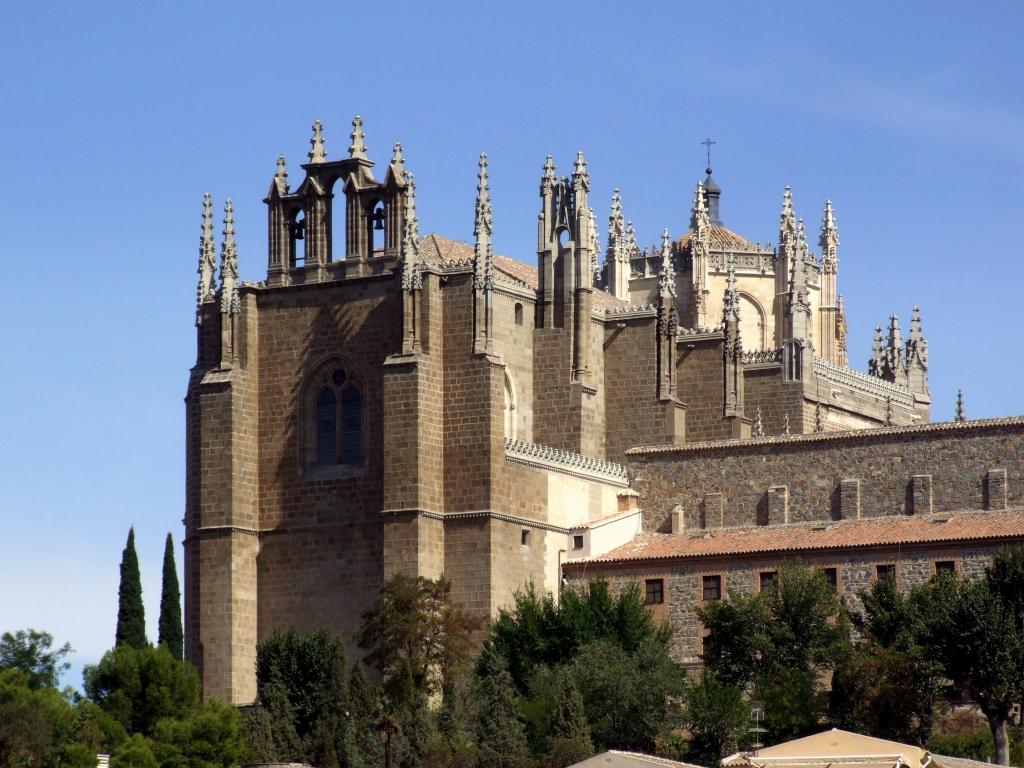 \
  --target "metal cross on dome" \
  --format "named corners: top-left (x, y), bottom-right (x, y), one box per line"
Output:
top-left (701, 137), bottom-right (716, 168)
